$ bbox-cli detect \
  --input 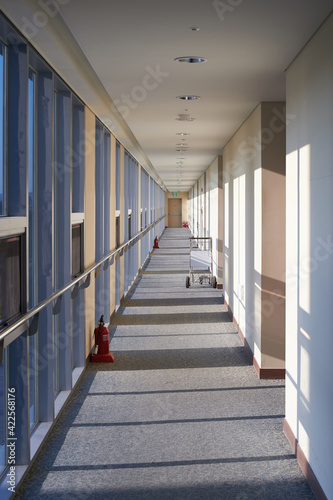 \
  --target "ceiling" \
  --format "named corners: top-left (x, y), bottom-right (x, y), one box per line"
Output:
top-left (1, 0), bottom-right (333, 191)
